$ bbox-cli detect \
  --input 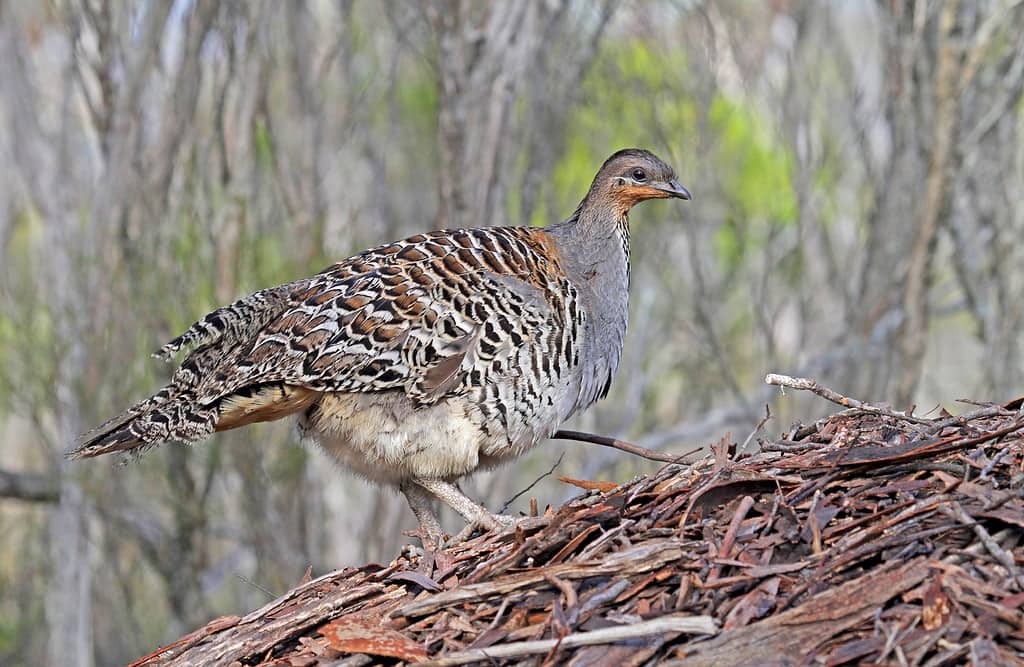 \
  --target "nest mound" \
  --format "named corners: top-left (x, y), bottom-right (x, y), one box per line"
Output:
top-left (135, 400), bottom-right (1024, 666)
